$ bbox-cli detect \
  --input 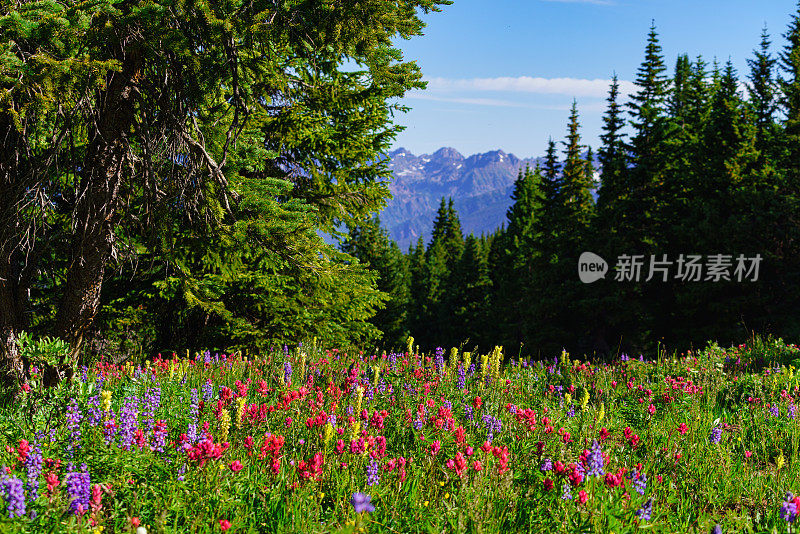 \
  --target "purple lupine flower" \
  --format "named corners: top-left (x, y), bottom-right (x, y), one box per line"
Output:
top-left (103, 415), bottom-right (118, 446)
top-left (366, 459), bottom-right (380, 486)
top-left (769, 404), bottom-right (780, 418)
top-left (635, 498), bottom-right (652, 521)
top-left (328, 414), bottom-right (337, 428)
top-left (709, 426), bottom-right (722, 444)
top-left (66, 466), bottom-right (90, 516)
top-left (388, 352), bottom-right (397, 372)
top-left (177, 463), bottom-right (187, 482)
top-left (413, 417), bottom-right (424, 431)
top-left (463, 404), bottom-right (474, 421)
top-left (347, 405), bottom-right (354, 416)
top-left (627, 469), bottom-right (647, 495)
top-left (87, 395), bottom-right (102, 427)
top-left (1, 473), bottom-right (26, 518)
top-left (283, 361), bottom-right (293, 385)
top-left (351, 492), bottom-right (375, 513)
top-left (789, 403), bottom-right (797, 420)
top-left (434, 347), bottom-right (444, 376)
top-left (712, 525), bottom-right (722, 534)
top-left (201, 381), bottom-right (214, 403)
top-left (365, 386), bottom-right (374, 403)
top-left (780, 492), bottom-right (798, 523)
top-left (561, 482), bottom-right (572, 501)
top-left (482, 414), bottom-right (502, 442)
top-left (151, 420), bottom-right (168, 452)
top-left (586, 440), bottom-right (604, 477)
top-left (566, 405), bottom-right (575, 418)
top-left (187, 388), bottom-right (199, 444)
top-left (540, 458), bottom-right (553, 472)
top-left (65, 398), bottom-right (83, 458)
top-left (457, 364), bottom-right (466, 390)
top-left (142, 387), bottom-right (161, 434)
top-left (467, 363), bottom-right (476, 377)
top-left (118, 396), bottom-right (139, 451)
top-left (24, 440), bottom-right (43, 502)
top-left (80, 365), bottom-right (88, 383)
